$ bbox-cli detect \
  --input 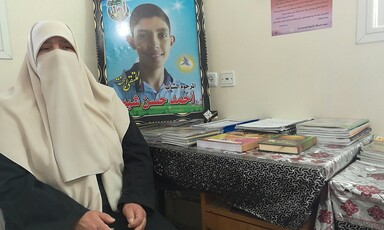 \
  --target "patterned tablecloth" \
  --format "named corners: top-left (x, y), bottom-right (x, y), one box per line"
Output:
top-left (150, 136), bottom-right (372, 230)
top-left (328, 161), bottom-right (384, 230)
